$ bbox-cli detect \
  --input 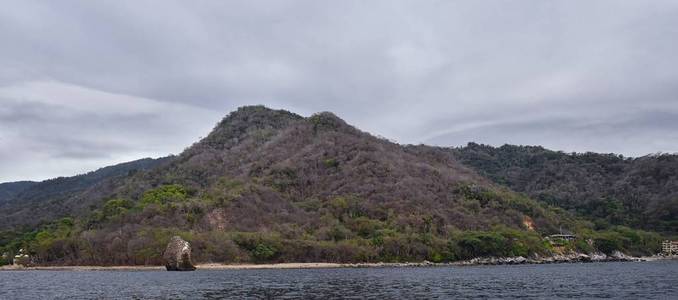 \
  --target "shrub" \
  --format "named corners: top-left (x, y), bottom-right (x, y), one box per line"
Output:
top-left (593, 232), bottom-right (624, 255)
top-left (456, 231), bottom-right (507, 259)
top-left (232, 232), bottom-right (283, 262)
top-left (103, 199), bottom-right (134, 217)
top-left (346, 217), bottom-right (384, 238)
top-left (323, 159), bottom-right (339, 168)
top-left (252, 243), bottom-right (278, 261)
top-left (0, 256), bottom-right (10, 266)
top-left (139, 185), bottom-right (188, 207)
top-left (574, 238), bottom-right (594, 253)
